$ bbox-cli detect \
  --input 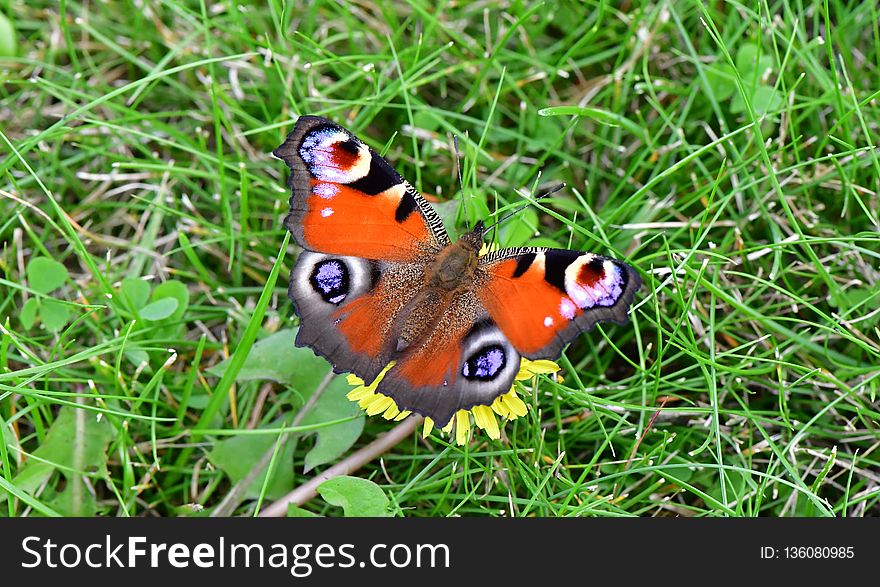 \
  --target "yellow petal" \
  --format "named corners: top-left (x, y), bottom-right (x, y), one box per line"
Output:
top-left (478, 242), bottom-right (499, 256)
top-left (501, 392), bottom-right (528, 418)
top-left (356, 362), bottom-right (397, 395)
top-left (347, 361), bottom-right (399, 410)
top-left (524, 359), bottom-right (560, 375)
top-left (394, 410), bottom-right (411, 421)
top-left (471, 406), bottom-right (484, 429)
top-left (516, 358), bottom-right (560, 380)
top-left (423, 417), bottom-right (435, 438)
top-left (455, 410), bottom-right (470, 445)
top-left (442, 417), bottom-right (455, 434)
top-left (491, 394), bottom-right (510, 418)
top-left (515, 368), bottom-right (535, 381)
top-left (372, 361), bottom-right (396, 384)
top-left (365, 394), bottom-right (396, 416)
top-left (357, 392), bottom-right (383, 410)
top-left (346, 385), bottom-right (373, 402)
top-left (381, 402), bottom-right (400, 420)
top-left (471, 405), bottom-right (500, 440)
